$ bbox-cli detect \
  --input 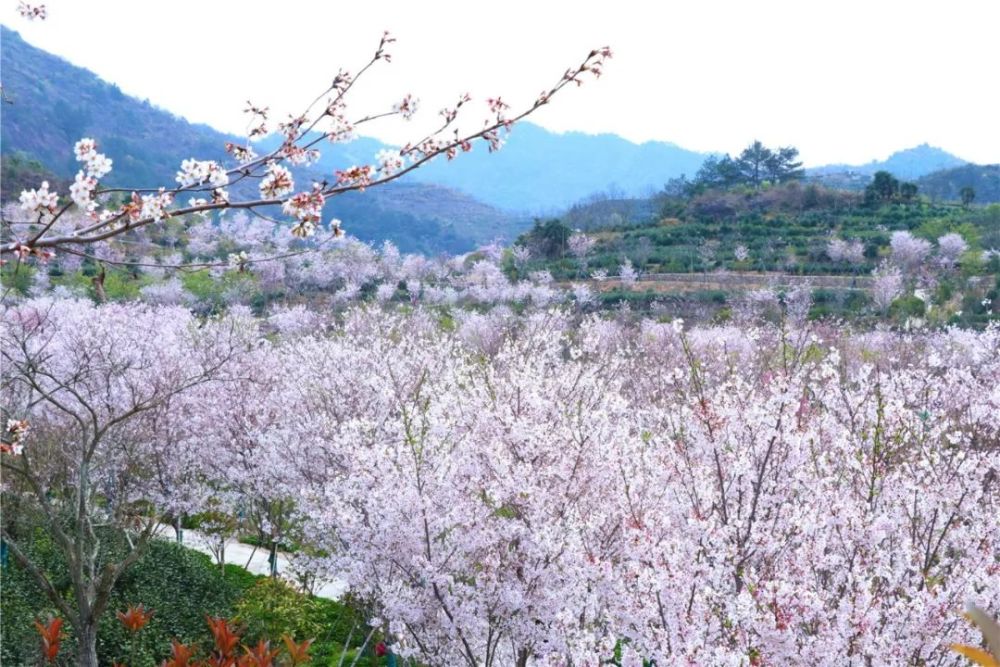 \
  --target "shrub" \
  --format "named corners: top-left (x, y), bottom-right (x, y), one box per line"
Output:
top-left (1, 532), bottom-right (248, 665)
top-left (890, 294), bottom-right (927, 319)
